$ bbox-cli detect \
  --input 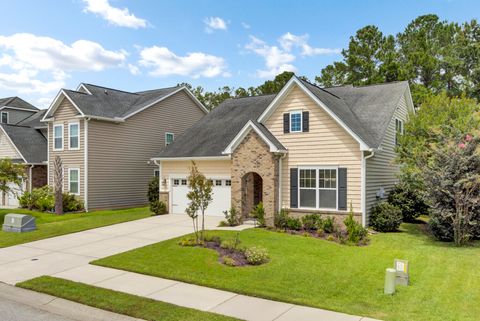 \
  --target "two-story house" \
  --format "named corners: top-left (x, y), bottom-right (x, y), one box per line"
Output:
top-left (41, 83), bottom-right (207, 211)
top-left (152, 77), bottom-right (414, 226)
top-left (0, 97), bottom-right (48, 206)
